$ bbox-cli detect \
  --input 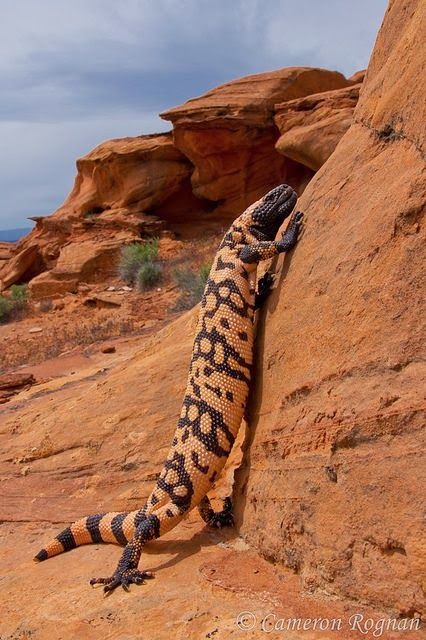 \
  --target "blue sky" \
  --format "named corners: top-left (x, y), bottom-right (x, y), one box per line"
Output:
top-left (0, 0), bottom-right (388, 230)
